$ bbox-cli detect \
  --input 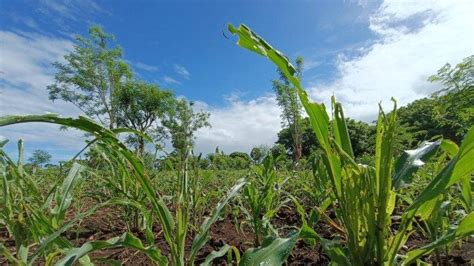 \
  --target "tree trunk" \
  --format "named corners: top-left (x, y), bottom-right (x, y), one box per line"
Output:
top-left (138, 137), bottom-right (145, 157)
top-left (294, 141), bottom-right (302, 162)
